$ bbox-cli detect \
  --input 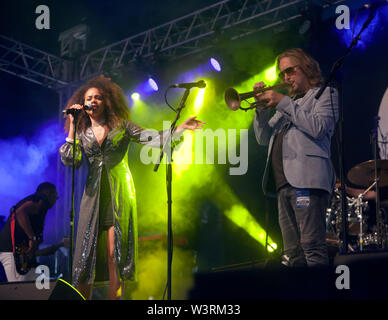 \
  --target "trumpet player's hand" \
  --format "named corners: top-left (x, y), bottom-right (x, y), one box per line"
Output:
top-left (253, 82), bottom-right (267, 103)
top-left (254, 82), bottom-right (284, 109)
